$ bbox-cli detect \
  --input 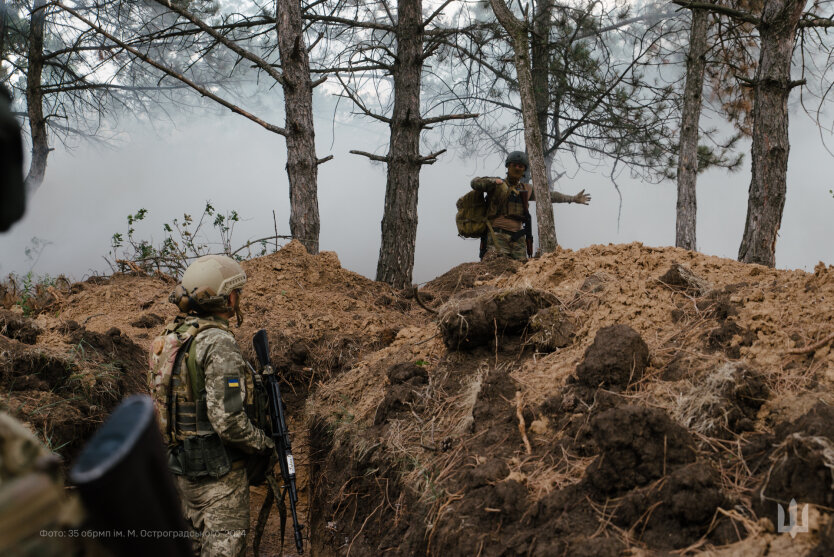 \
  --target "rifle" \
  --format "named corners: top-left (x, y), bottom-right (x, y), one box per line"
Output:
top-left (522, 188), bottom-right (534, 258)
top-left (252, 329), bottom-right (304, 555)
